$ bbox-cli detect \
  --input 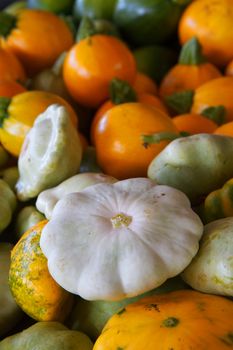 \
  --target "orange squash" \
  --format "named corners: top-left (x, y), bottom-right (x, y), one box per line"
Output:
top-left (94, 102), bottom-right (178, 179)
top-left (179, 0), bottom-right (233, 67)
top-left (93, 289), bottom-right (233, 350)
top-left (214, 121), bottom-right (233, 137)
top-left (0, 79), bottom-right (26, 97)
top-left (0, 91), bottom-right (78, 156)
top-left (9, 221), bottom-right (74, 322)
top-left (173, 113), bottom-right (218, 135)
top-left (133, 72), bottom-right (158, 96)
top-left (63, 35), bottom-right (136, 108)
top-left (191, 77), bottom-right (233, 122)
top-left (159, 37), bottom-right (221, 99)
top-left (0, 47), bottom-right (26, 82)
top-left (0, 10), bottom-right (74, 76)
top-left (225, 59), bottom-right (233, 77)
